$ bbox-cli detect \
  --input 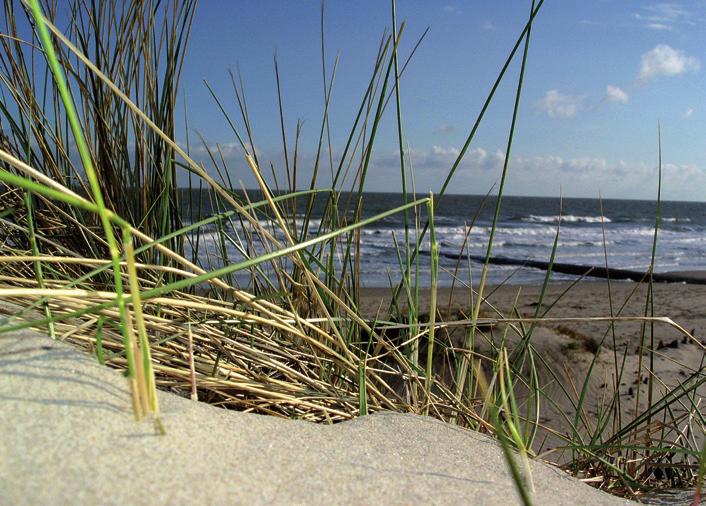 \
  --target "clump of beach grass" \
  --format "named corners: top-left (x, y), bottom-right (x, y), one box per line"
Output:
top-left (0, 0), bottom-right (703, 503)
